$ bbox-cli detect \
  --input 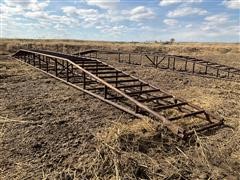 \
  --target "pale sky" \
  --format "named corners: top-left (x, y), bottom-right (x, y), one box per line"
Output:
top-left (1, 0), bottom-right (240, 42)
